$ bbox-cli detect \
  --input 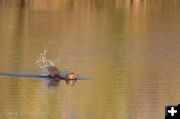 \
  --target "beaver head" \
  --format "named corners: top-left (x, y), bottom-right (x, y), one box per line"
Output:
top-left (65, 73), bottom-right (76, 86)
